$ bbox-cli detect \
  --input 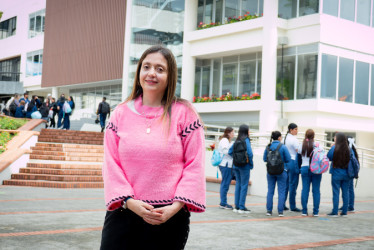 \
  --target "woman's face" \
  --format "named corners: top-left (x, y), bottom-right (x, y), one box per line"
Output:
top-left (68, 97), bottom-right (71, 101)
top-left (139, 52), bottom-right (168, 101)
top-left (290, 127), bottom-right (298, 136)
top-left (229, 130), bottom-right (235, 139)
